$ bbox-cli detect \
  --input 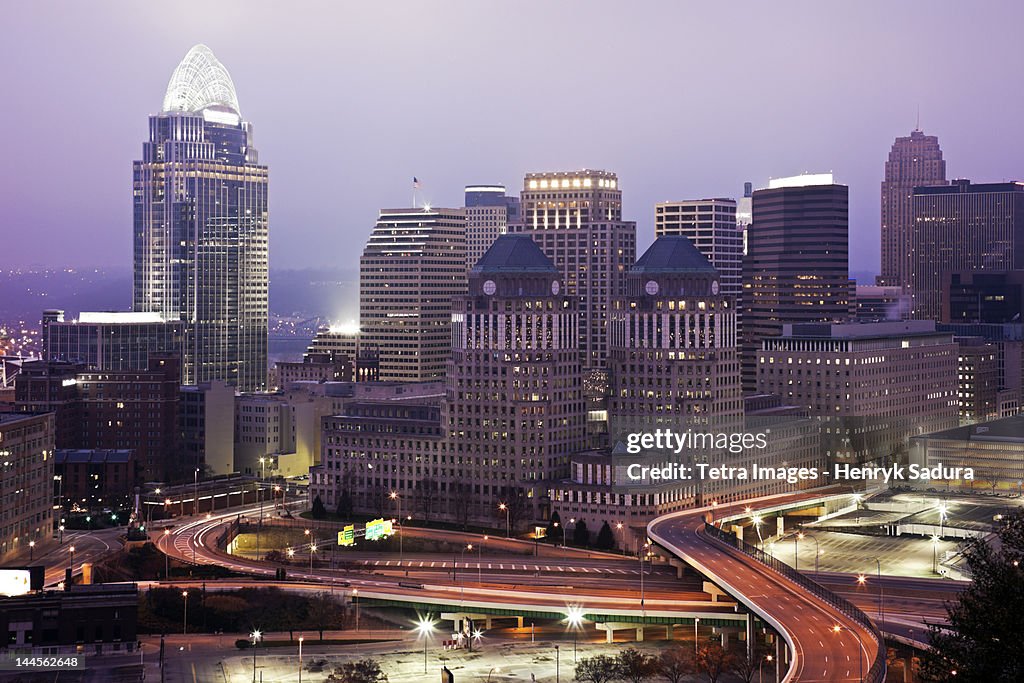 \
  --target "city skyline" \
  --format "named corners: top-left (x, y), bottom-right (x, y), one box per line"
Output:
top-left (3, 2), bottom-right (1024, 278)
